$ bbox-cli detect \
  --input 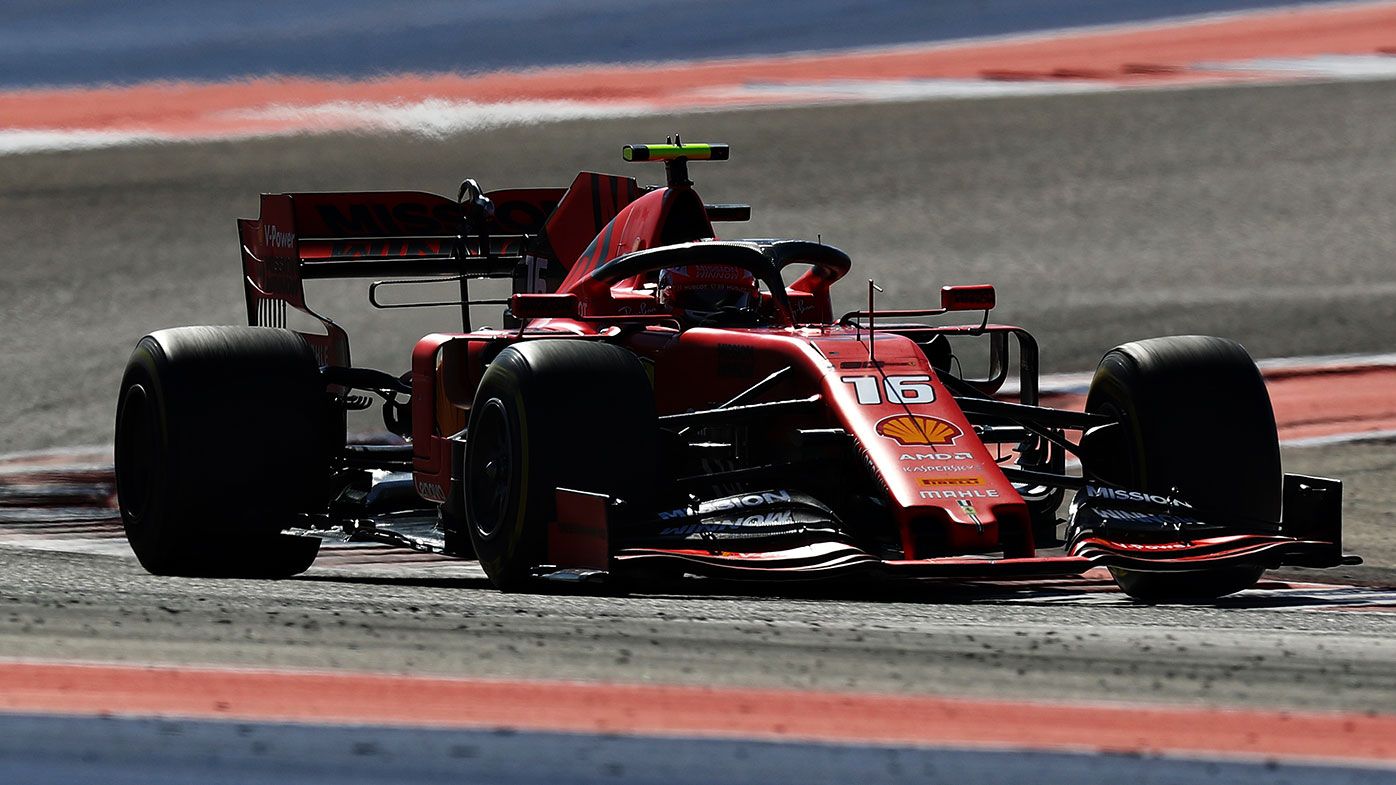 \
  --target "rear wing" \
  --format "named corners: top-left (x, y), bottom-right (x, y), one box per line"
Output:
top-left (238, 188), bottom-right (561, 365)
top-left (238, 173), bottom-right (751, 366)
